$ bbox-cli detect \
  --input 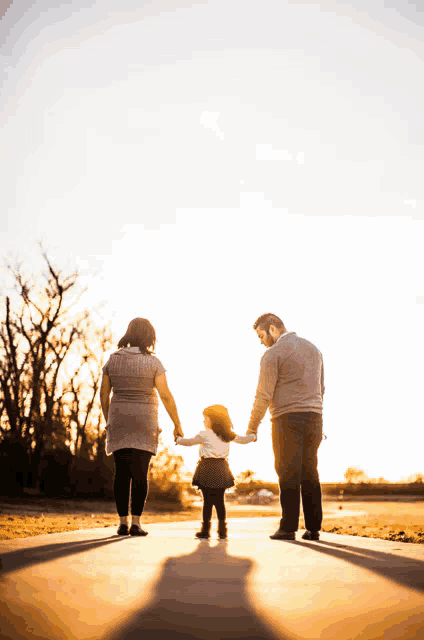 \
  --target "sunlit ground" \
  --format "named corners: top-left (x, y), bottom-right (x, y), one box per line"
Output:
top-left (0, 497), bottom-right (423, 543)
